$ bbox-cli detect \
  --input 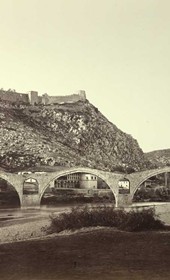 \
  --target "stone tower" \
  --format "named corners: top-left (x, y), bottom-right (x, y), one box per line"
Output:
top-left (29, 91), bottom-right (39, 105)
top-left (77, 90), bottom-right (86, 101)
